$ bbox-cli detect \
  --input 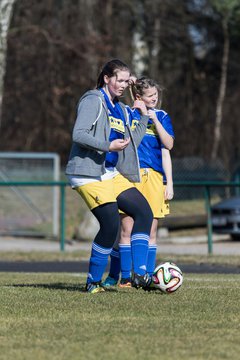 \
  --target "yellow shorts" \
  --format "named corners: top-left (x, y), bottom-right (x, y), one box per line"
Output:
top-left (75, 179), bottom-right (117, 210)
top-left (162, 185), bottom-right (170, 216)
top-left (75, 174), bottom-right (135, 210)
top-left (134, 168), bottom-right (170, 218)
top-left (113, 173), bottom-right (135, 197)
